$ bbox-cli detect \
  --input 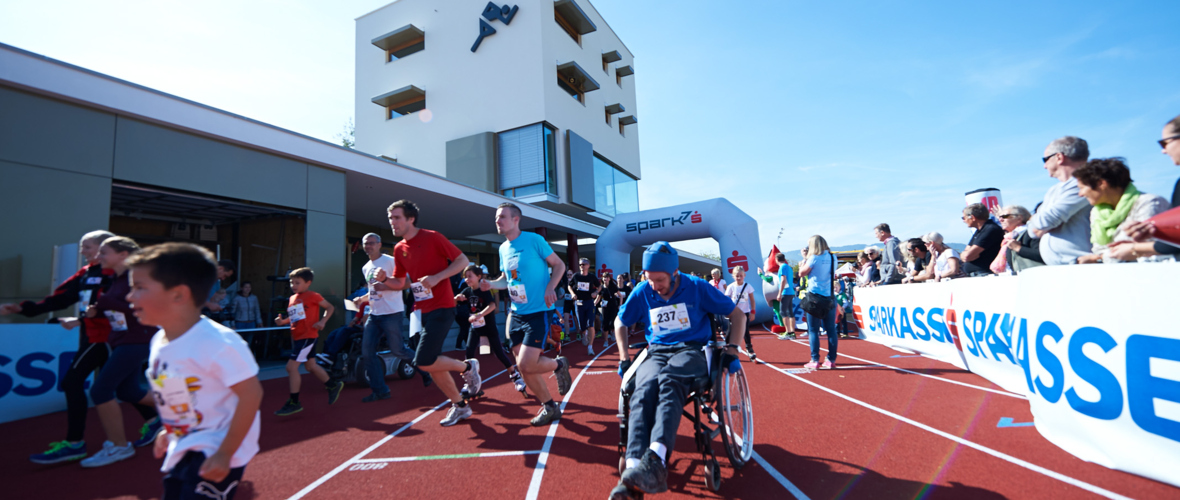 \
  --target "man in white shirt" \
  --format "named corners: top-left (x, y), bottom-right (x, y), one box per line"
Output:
top-left (357, 233), bottom-right (412, 403)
